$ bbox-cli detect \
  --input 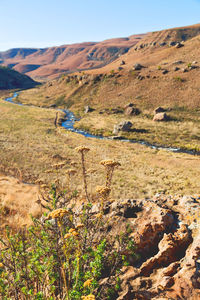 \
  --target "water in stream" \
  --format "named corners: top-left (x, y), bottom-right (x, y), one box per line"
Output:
top-left (4, 92), bottom-right (200, 156)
